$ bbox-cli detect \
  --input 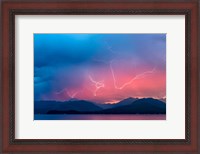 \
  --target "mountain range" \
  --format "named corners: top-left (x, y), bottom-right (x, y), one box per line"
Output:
top-left (35, 97), bottom-right (166, 114)
top-left (97, 97), bottom-right (138, 109)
